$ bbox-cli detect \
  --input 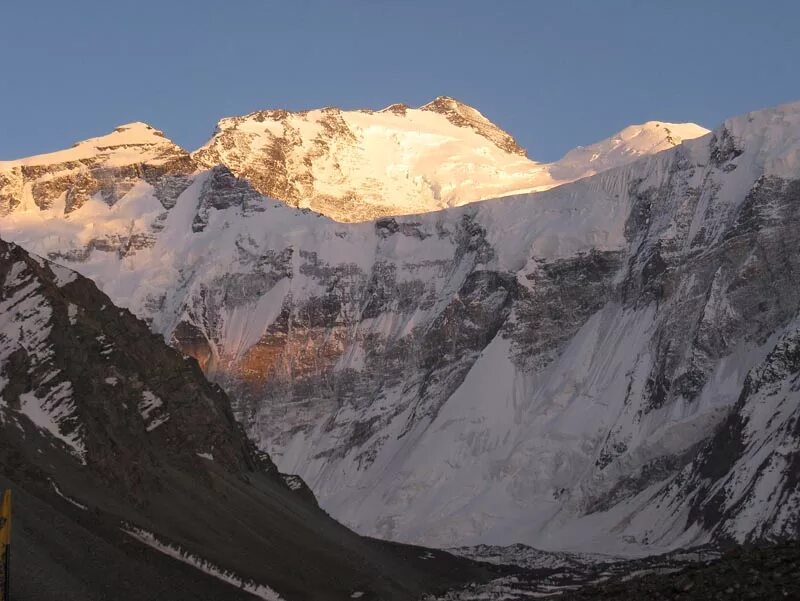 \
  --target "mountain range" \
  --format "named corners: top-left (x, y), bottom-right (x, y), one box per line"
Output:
top-left (0, 96), bottom-right (799, 595)
top-left (191, 96), bottom-right (708, 221)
